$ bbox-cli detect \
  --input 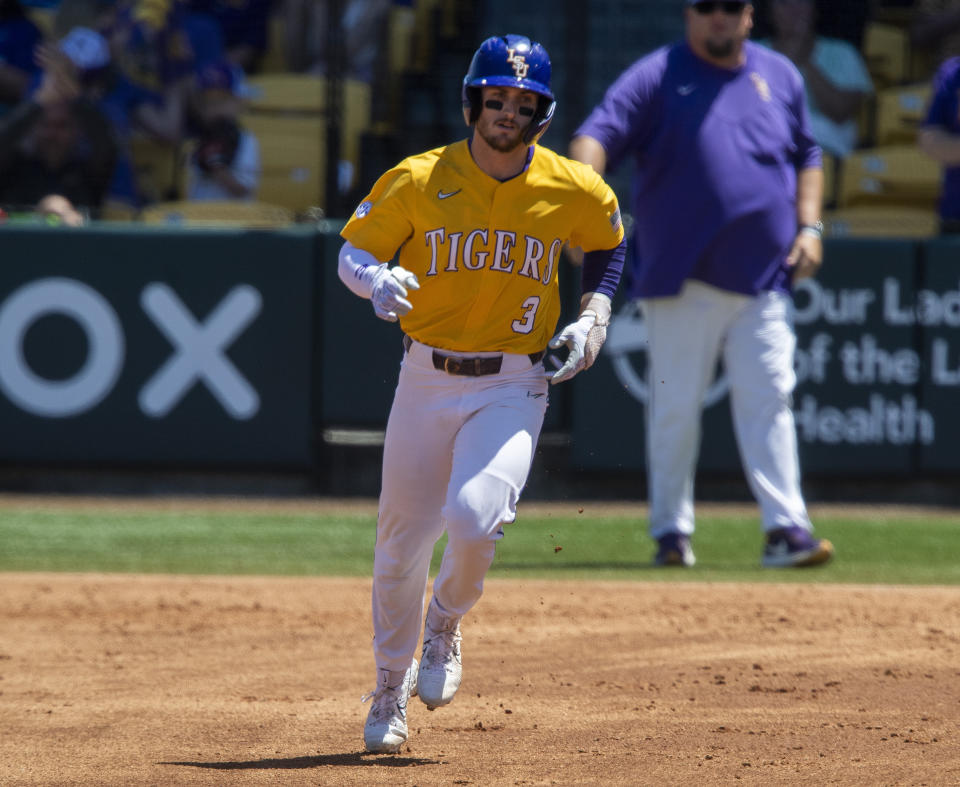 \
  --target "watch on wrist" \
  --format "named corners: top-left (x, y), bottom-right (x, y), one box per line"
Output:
top-left (799, 219), bottom-right (824, 239)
